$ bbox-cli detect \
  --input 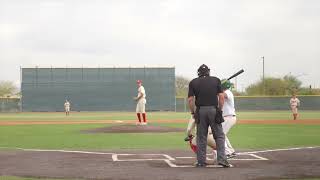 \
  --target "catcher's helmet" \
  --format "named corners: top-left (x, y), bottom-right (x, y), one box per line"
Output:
top-left (221, 79), bottom-right (232, 89)
top-left (197, 64), bottom-right (210, 77)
